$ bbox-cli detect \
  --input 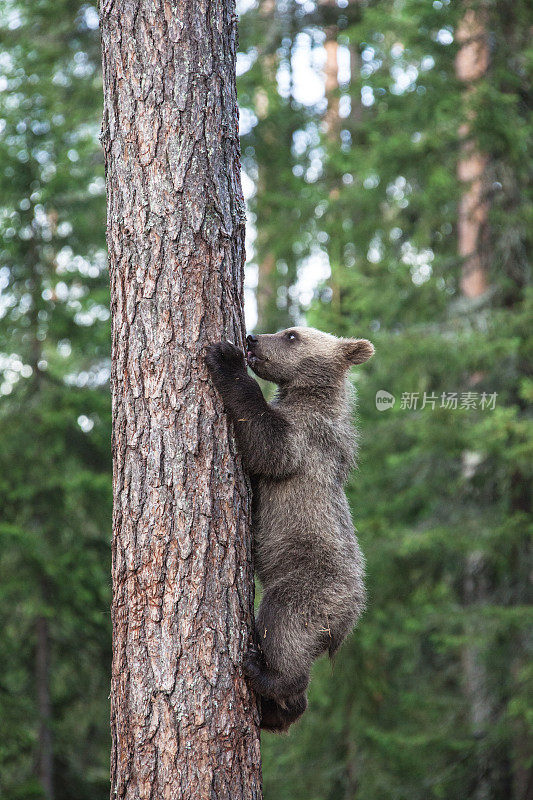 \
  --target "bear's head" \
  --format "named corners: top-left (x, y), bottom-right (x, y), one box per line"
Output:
top-left (246, 327), bottom-right (374, 387)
